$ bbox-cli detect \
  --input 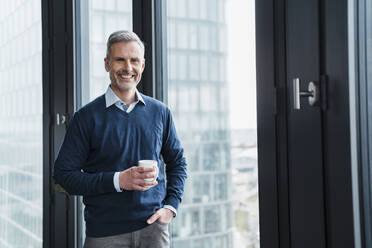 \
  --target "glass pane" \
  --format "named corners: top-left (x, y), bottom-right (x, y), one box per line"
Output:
top-left (0, 0), bottom-right (43, 247)
top-left (167, 0), bottom-right (259, 247)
